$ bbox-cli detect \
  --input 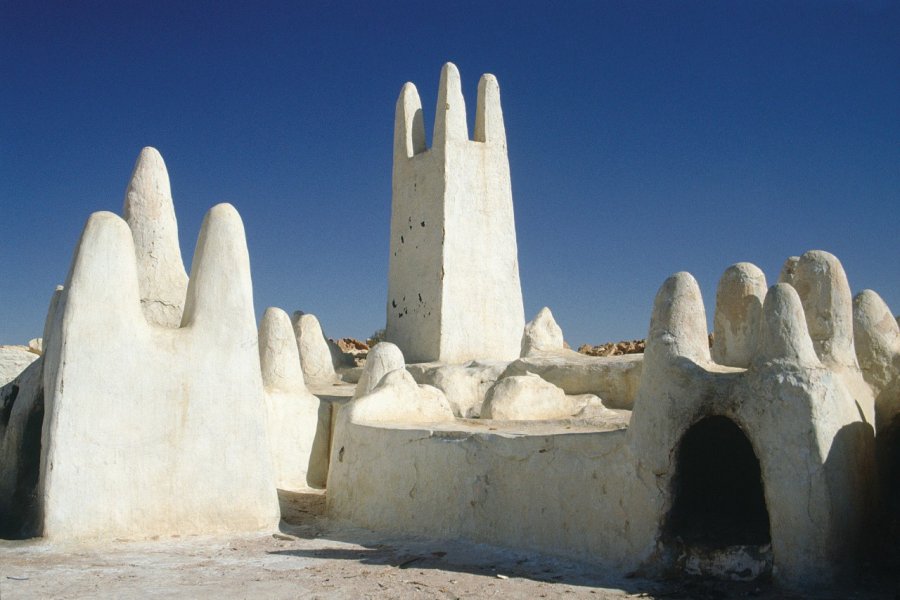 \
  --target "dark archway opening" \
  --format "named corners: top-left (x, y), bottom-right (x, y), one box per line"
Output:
top-left (0, 386), bottom-right (44, 540)
top-left (877, 414), bottom-right (900, 557)
top-left (664, 415), bottom-right (771, 548)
